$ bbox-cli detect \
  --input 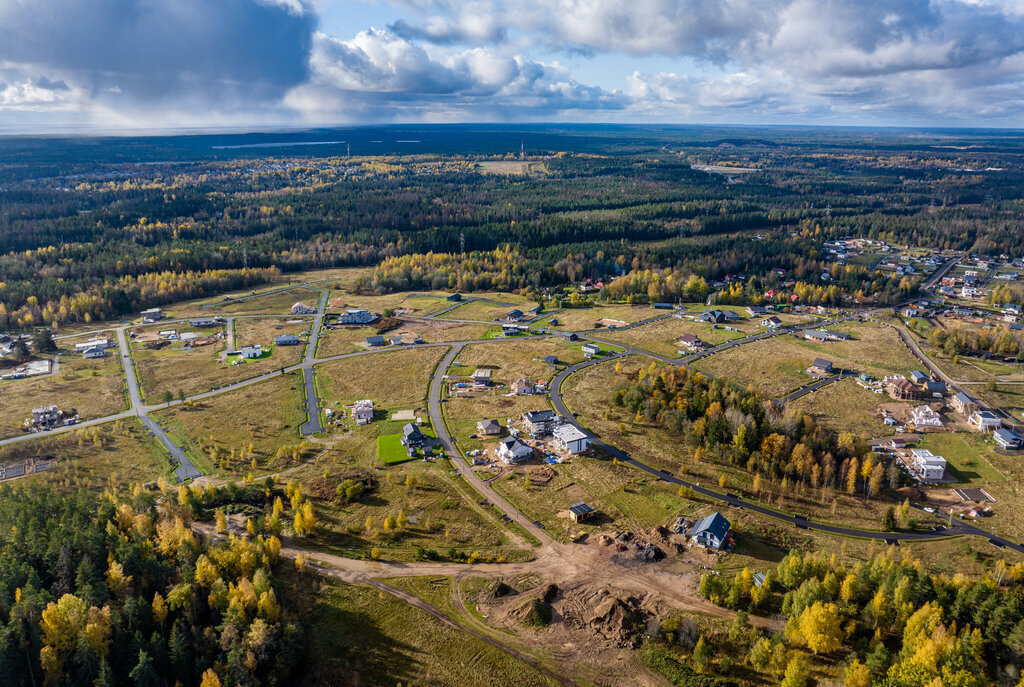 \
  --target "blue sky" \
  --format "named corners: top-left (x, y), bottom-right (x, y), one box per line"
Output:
top-left (2, 0), bottom-right (1024, 130)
